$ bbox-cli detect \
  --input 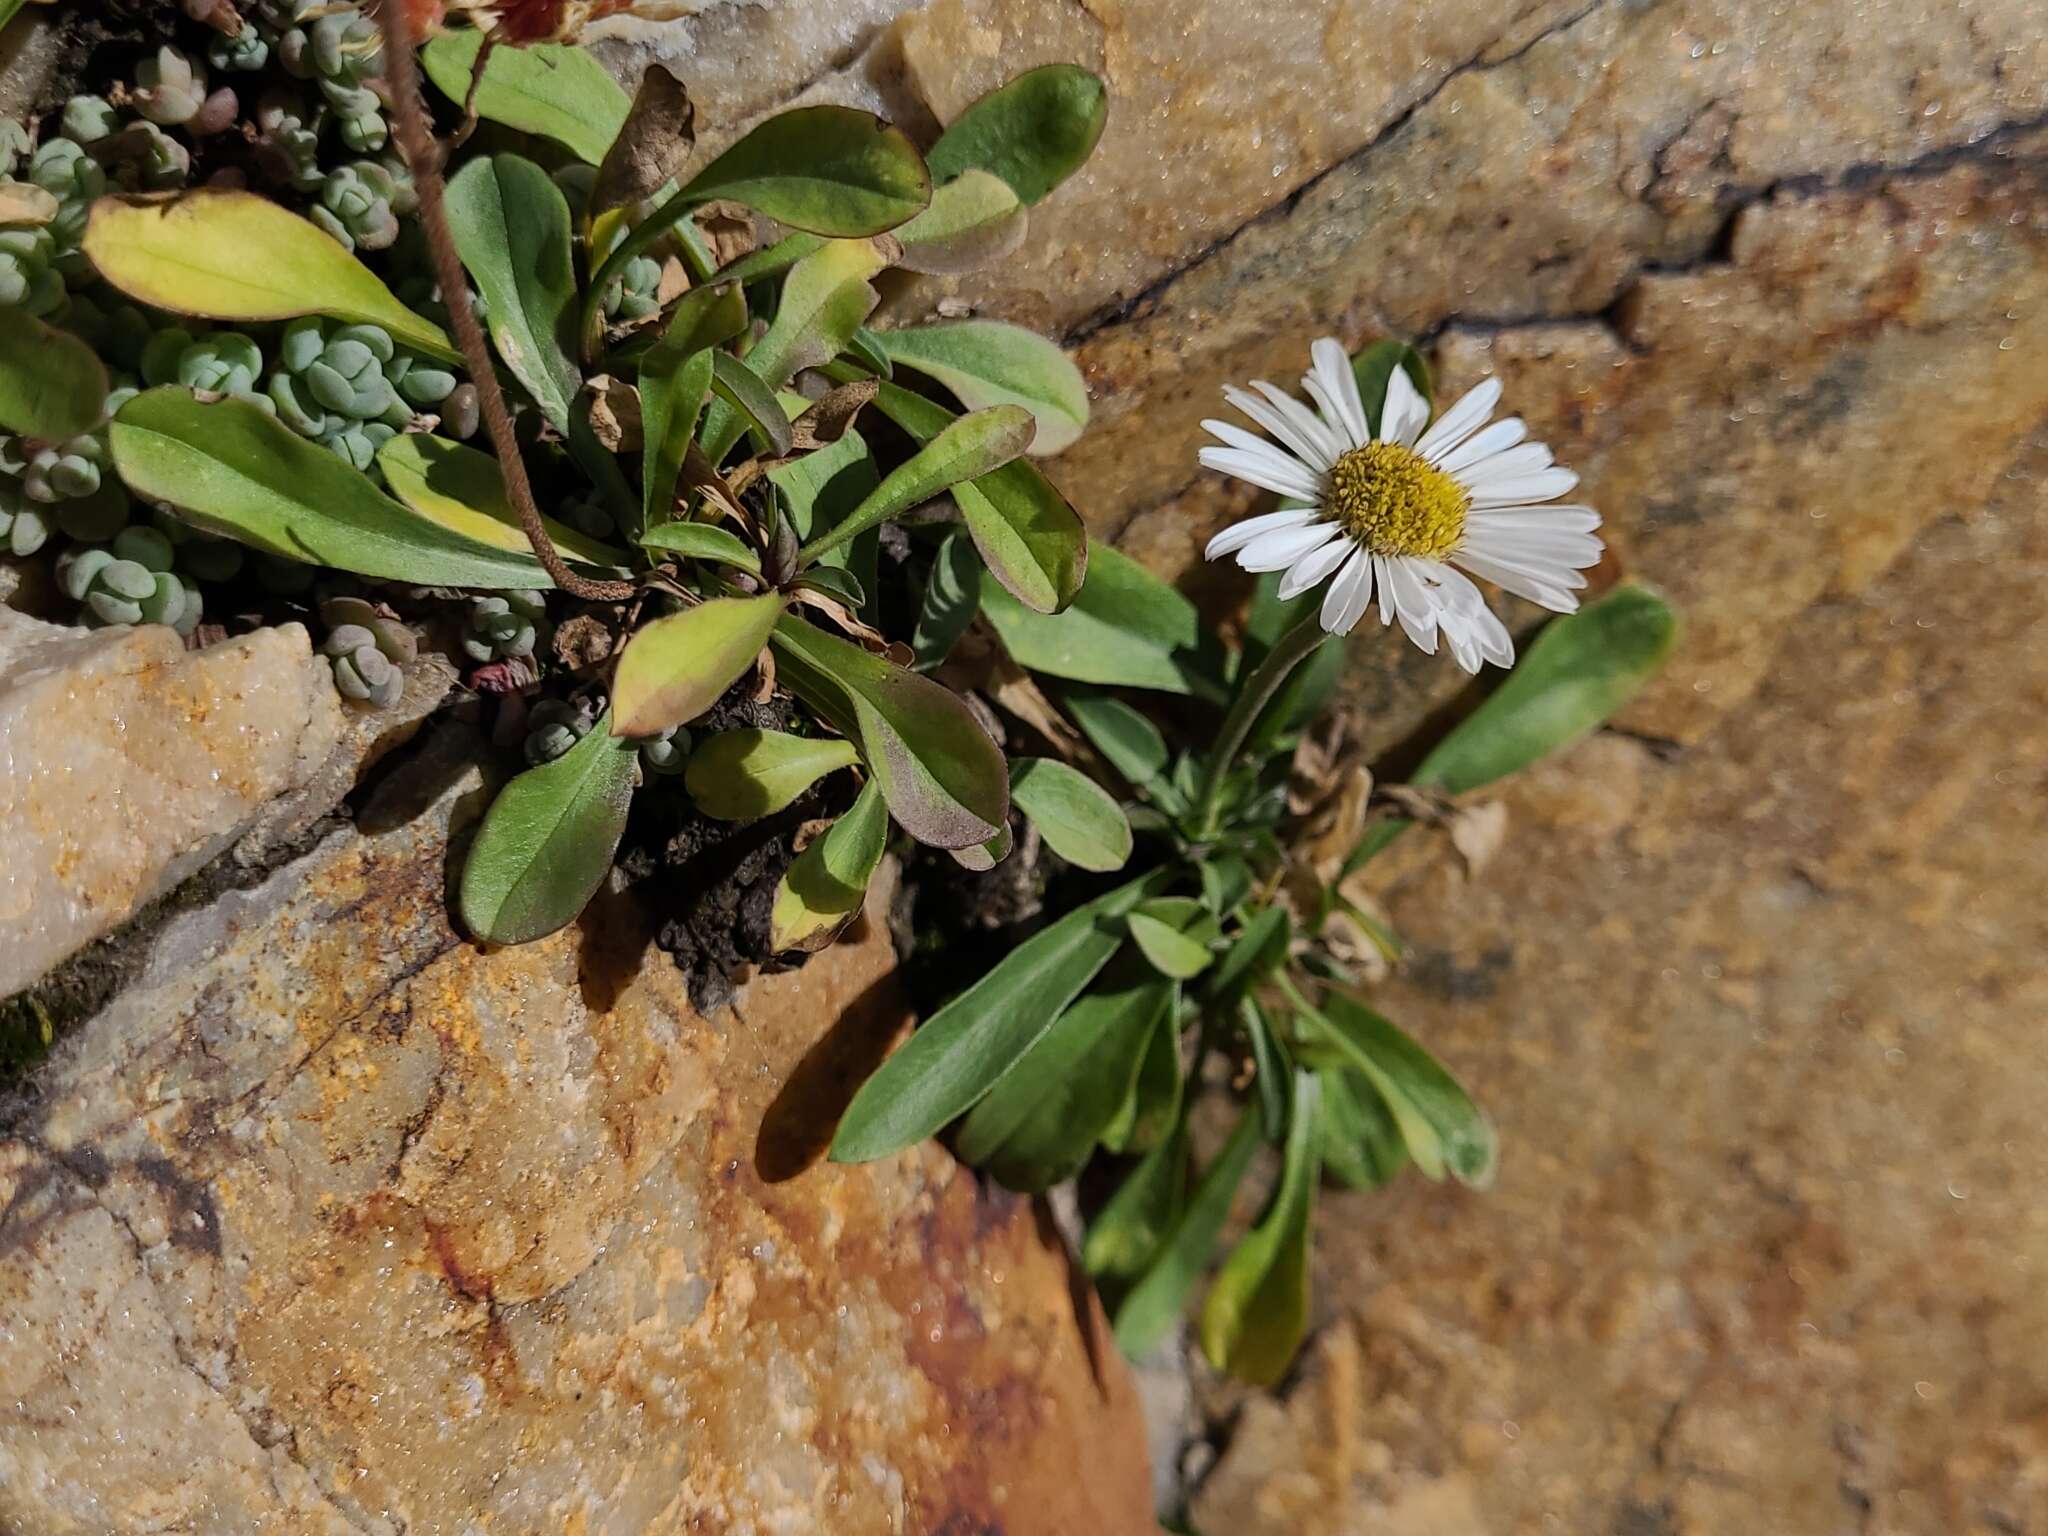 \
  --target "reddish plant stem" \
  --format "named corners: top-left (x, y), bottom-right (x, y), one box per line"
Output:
top-left (370, 2), bottom-right (636, 603)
